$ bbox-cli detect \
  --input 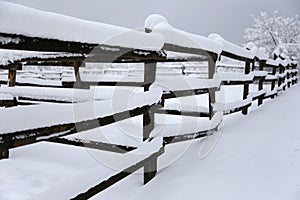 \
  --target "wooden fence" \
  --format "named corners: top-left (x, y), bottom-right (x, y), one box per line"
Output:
top-left (0, 13), bottom-right (298, 199)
